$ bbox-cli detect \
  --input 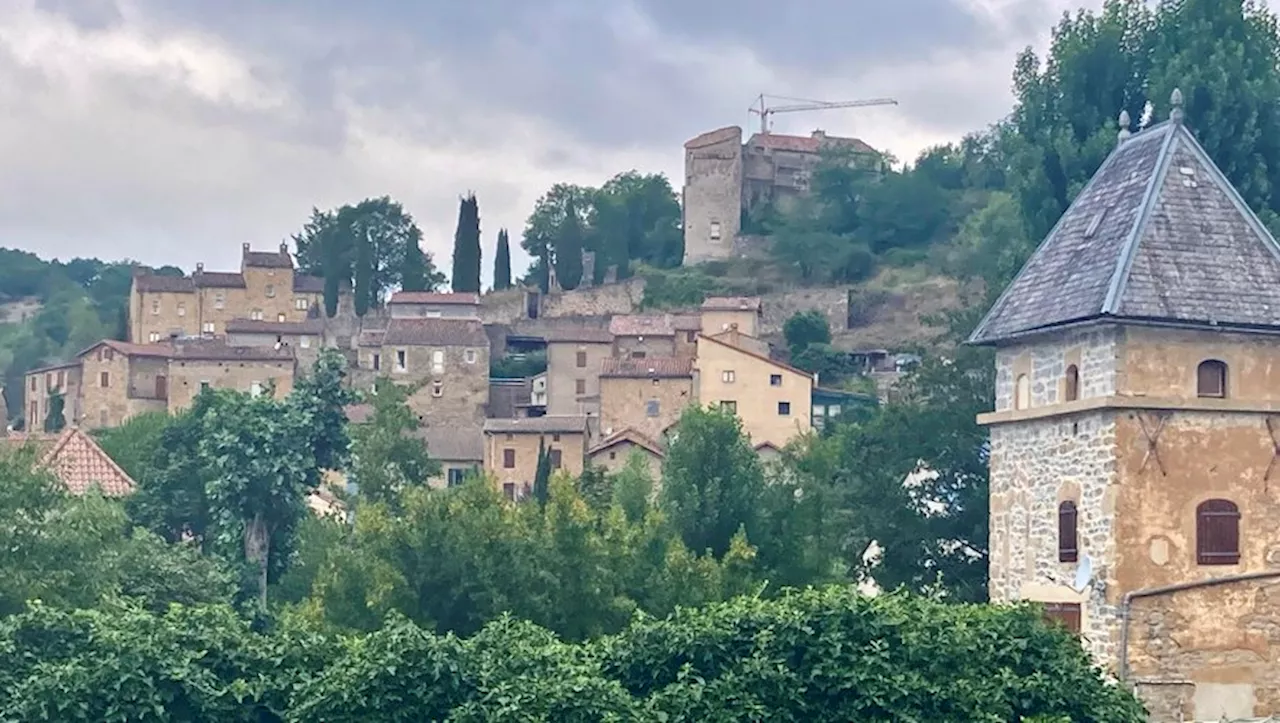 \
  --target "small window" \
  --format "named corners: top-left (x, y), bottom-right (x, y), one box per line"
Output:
top-left (609, 451), bottom-right (617, 460)
top-left (295, 298), bottom-right (308, 310)
top-left (721, 400), bottom-right (737, 414)
top-left (426, 310), bottom-right (443, 318)
top-left (56, 370), bottom-right (64, 387)
top-left (431, 382), bottom-right (443, 398)
top-left (1064, 365), bottom-right (1079, 402)
top-left (45, 373), bottom-right (52, 391)
top-left (549, 449), bottom-right (563, 469)
top-left (778, 401), bottom-right (791, 416)
top-left (1196, 499), bottom-right (1240, 565)
top-left (250, 309), bottom-right (264, 321)
top-left (552, 434), bottom-right (561, 442)
top-left (265, 284), bottom-right (276, 298)
top-left (465, 349), bottom-right (477, 364)
top-left (277, 313), bottom-right (287, 323)
top-left (150, 299), bottom-right (160, 315)
top-left (710, 221), bottom-right (722, 240)
top-left (372, 353), bottom-right (381, 371)
top-left (149, 332), bottom-right (161, 342)
top-left (1043, 603), bottom-right (1081, 635)
top-left (1014, 374), bottom-right (1030, 410)
top-left (686, 331), bottom-right (696, 342)
top-left (214, 293), bottom-right (226, 310)
top-left (104, 348), bottom-right (113, 361)
top-left (200, 380), bottom-right (210, 391)
top-left (177, 302), bottom-right (186, 317)
top-left (770, 374), bottom-right (782, 386)
top-left (722, 370), bottom-right (736, 383)
top-left (100, 371), bottom-right (110, 387)
top-left (29, 402), bottom-right (37, 423)
top-left (503, 448), bottom-right (516, 468)
top-left (29, 376), bottom-right (35, 391)
top-left (631, 351), bottom-right (646, 359)
top-left (431, 350), bottom-right (445, 374)
top-left (575, 379), bottom-right (586, 395)
top-left (576, 351), bottom-right (587, 368)
top-left (1197, 360), bottom-right (1227, 398)
top-left (503, 483), bottom-right (516, 500)
top-left (1058, 501), bottom-right (1078, 562)
top-left (447, 468), bottom-right (465, 487)
top-left (202, 322), bottom-right (215, 334)
top-left (506, 433), bottom-right (514, 441)
top-left (646, 400), bottom-right (660, 417)
top-left (396, 350), bottom-right (407, 371)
